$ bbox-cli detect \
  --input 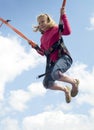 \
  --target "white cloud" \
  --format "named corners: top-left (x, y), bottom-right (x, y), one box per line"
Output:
top-left (28, 82), bottom-right (47, 98)
top-left (22, 111), bottom-right (94, 130)
top-left (69, 63), bottom-right (94, 106)
top-left (86, 16), bottom-right (94, 30)
top-left (0, 117), bottom-right (21, 130)
top-left (89, 108), bottom-right (94, 120)
top-left (0, 35), bottom-right (45, 100)
top-left (8, 89), bottom-right (31, 111)
top-left (1, 110), bottom-right (94, 130)
top-left (8, 82), bottom-right (46, 111)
